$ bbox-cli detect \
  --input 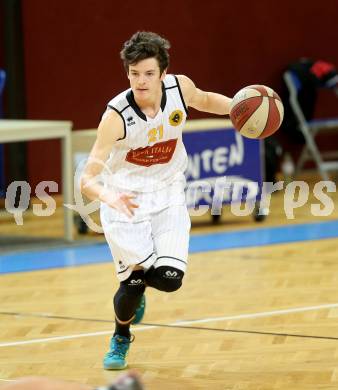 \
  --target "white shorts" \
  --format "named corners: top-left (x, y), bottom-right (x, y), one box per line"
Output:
top-left (100, 180), bottom-right (191, 281)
